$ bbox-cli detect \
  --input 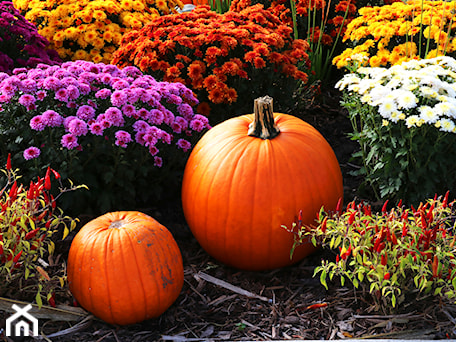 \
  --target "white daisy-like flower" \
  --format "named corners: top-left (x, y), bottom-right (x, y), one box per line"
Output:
top-left (419, 105), bottom-right (439, 123)
top-left (334, 74), bottom-right (361, 91)
top-left (419, 86), bottom-right (438, 98)
top-left (378, 98), bottom-right (397, 118)
top-left (434, 101), bottom-right (456, 117)
top-left (438, 118), bottom-right (456, 133)
top-left (405, 115), bottom-right (420, 128)
top-left (395, 89), bottom-right (418, 110)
